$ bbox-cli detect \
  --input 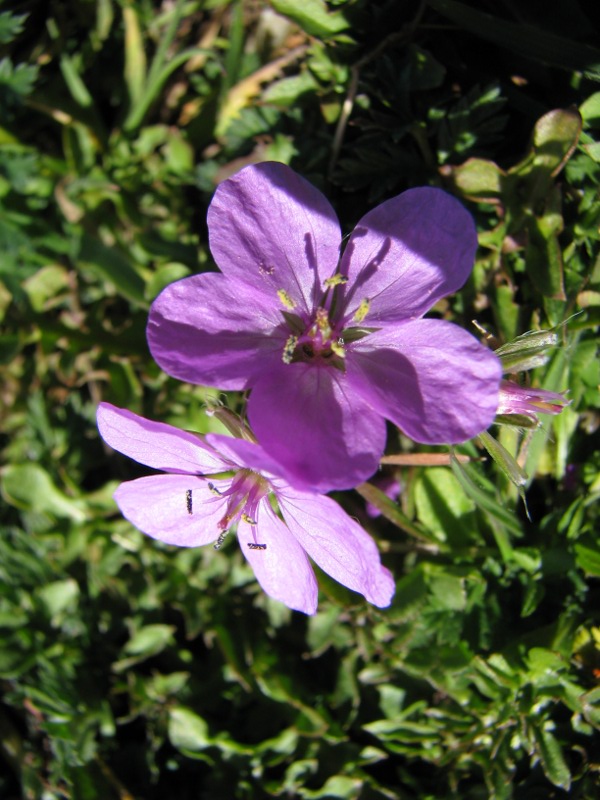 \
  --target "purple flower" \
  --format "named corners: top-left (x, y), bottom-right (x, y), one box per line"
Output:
top-left (148, 162), bottom-right (502, 491)
top-left (496, 380), bottom-right (570, 424)
top-left (97, 402), bottom-right (395, 615)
